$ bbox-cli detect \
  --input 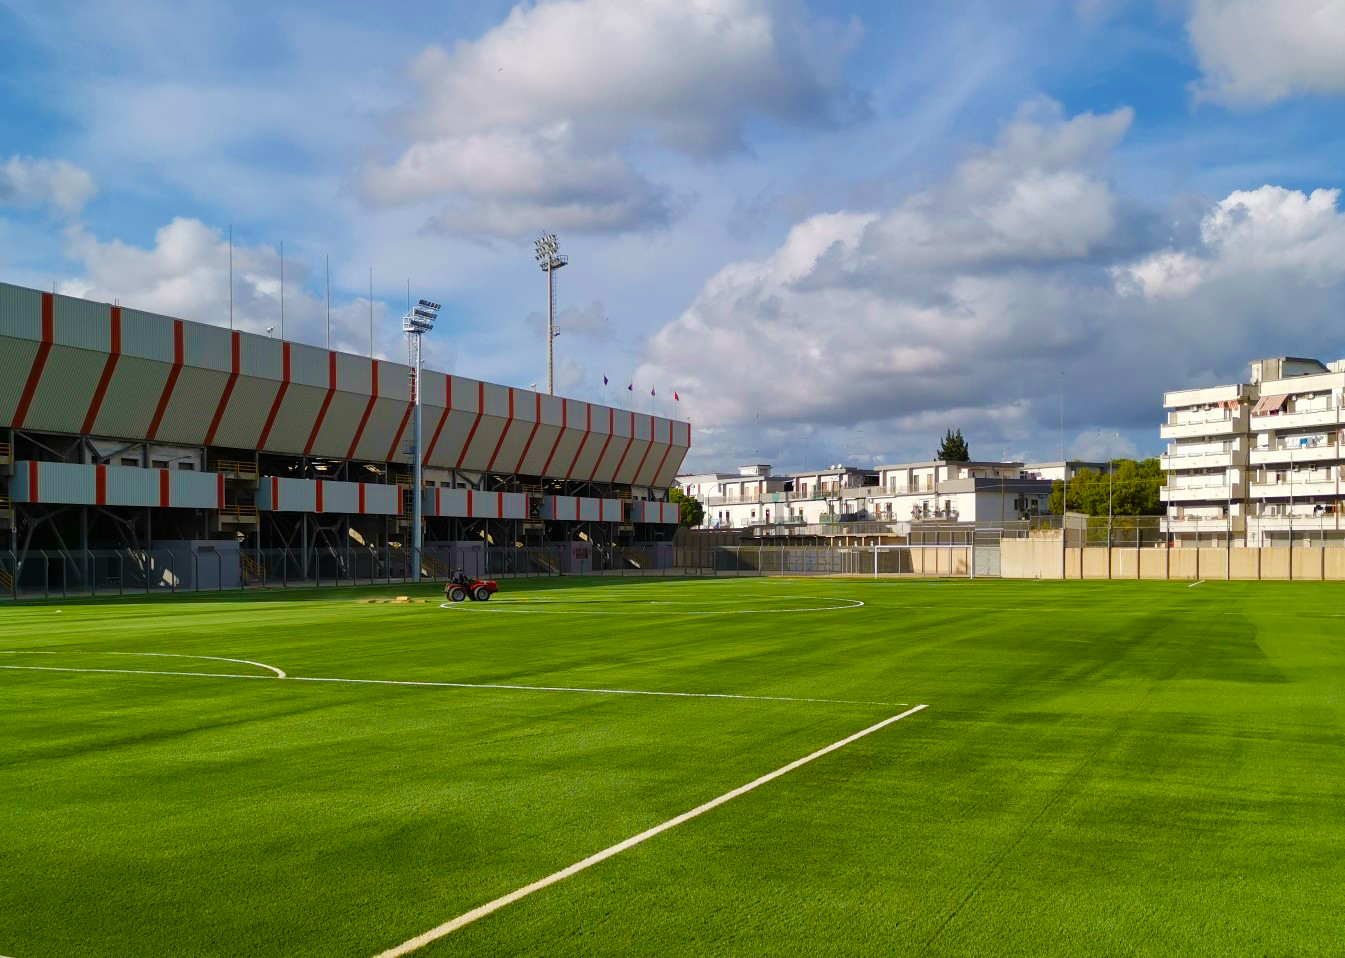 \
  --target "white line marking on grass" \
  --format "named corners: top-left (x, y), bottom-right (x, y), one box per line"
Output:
top-left (439, 597), bottom-right (864, 615)
top-left (1188, 580), bottom-right (1205, 588)
top-left (370, 703), bottom-right (929, 958)
top-left (0, 650), bottom-right (286, 678)
top-left (284, 675), bottom-right (899, 706)
top-left (0, 657), bottom-right (899, 706)
top-left (0, 665), bottom-right (272, 681)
